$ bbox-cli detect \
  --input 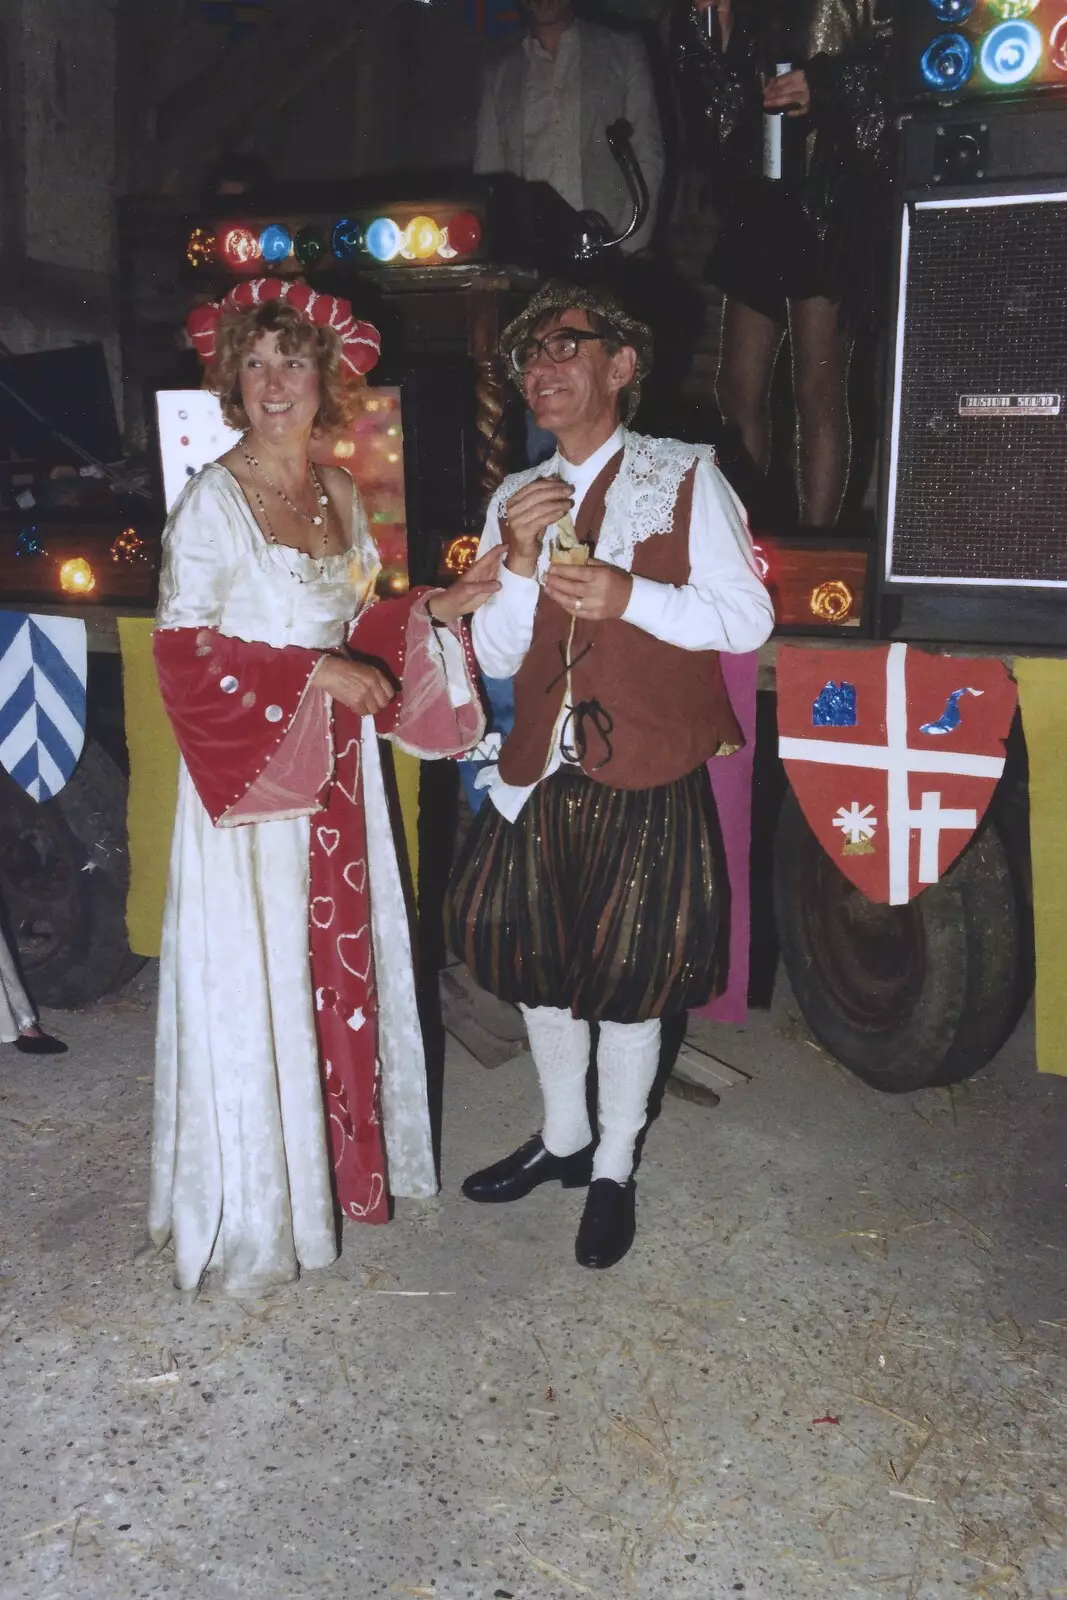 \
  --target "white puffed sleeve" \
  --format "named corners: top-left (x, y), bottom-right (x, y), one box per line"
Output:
top-left (156, 466), bottom-right (244, 631)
